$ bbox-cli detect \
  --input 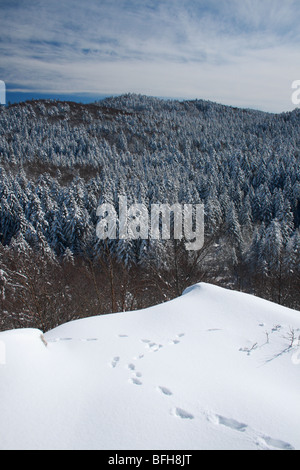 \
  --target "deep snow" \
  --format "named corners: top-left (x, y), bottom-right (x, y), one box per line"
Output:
top-left (0, 283), bottom-right (299, 450)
